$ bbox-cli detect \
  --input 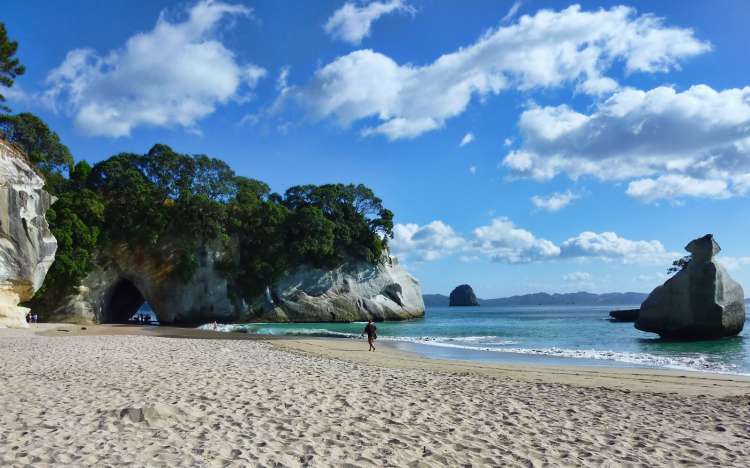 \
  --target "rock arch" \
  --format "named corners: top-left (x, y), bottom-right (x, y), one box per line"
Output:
top-left (103, 278), bottom-right (146, 323)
